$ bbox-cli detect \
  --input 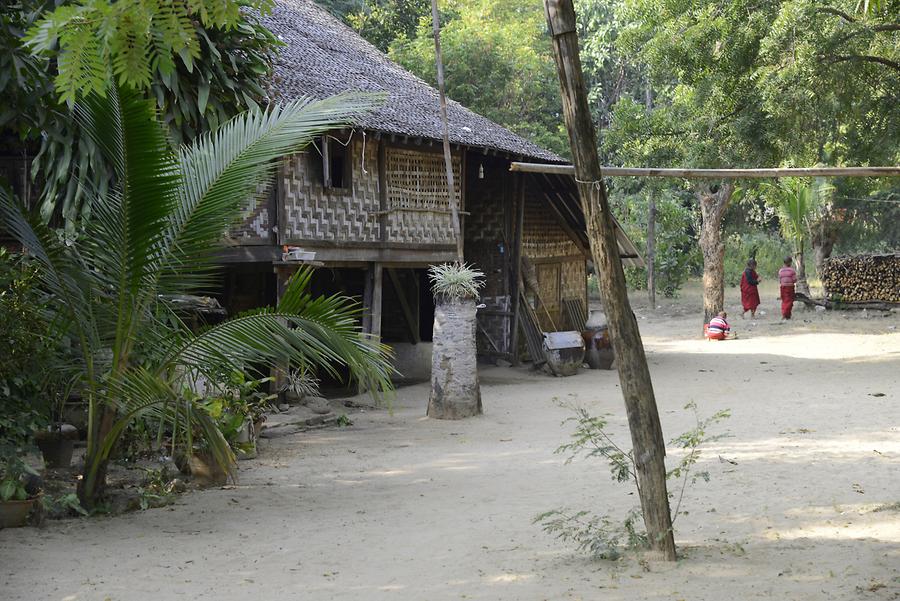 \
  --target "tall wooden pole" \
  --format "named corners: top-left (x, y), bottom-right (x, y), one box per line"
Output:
top-left (543, 0), bottom-right (676, 560)
top-left (647, 192), bottom-right (657, 309)
top-left (431, 0), bottom-right (464, 262)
